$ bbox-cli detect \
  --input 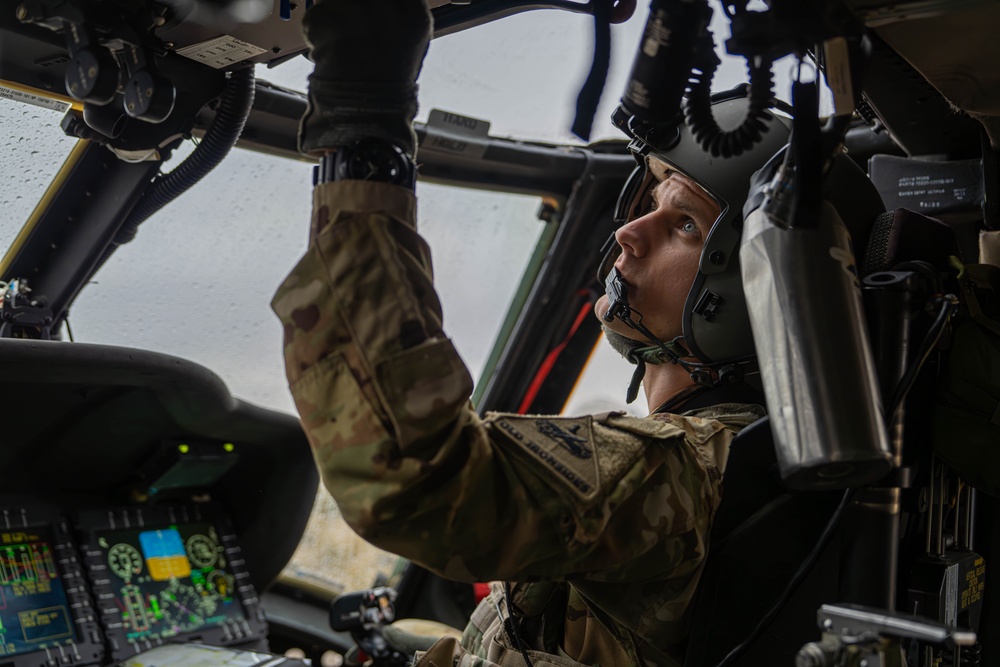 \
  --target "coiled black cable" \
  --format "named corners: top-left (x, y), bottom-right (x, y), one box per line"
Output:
top-left (116, 66), bottom-right (256, 243)
top-left (683, 40), bottom-right (775, 158)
